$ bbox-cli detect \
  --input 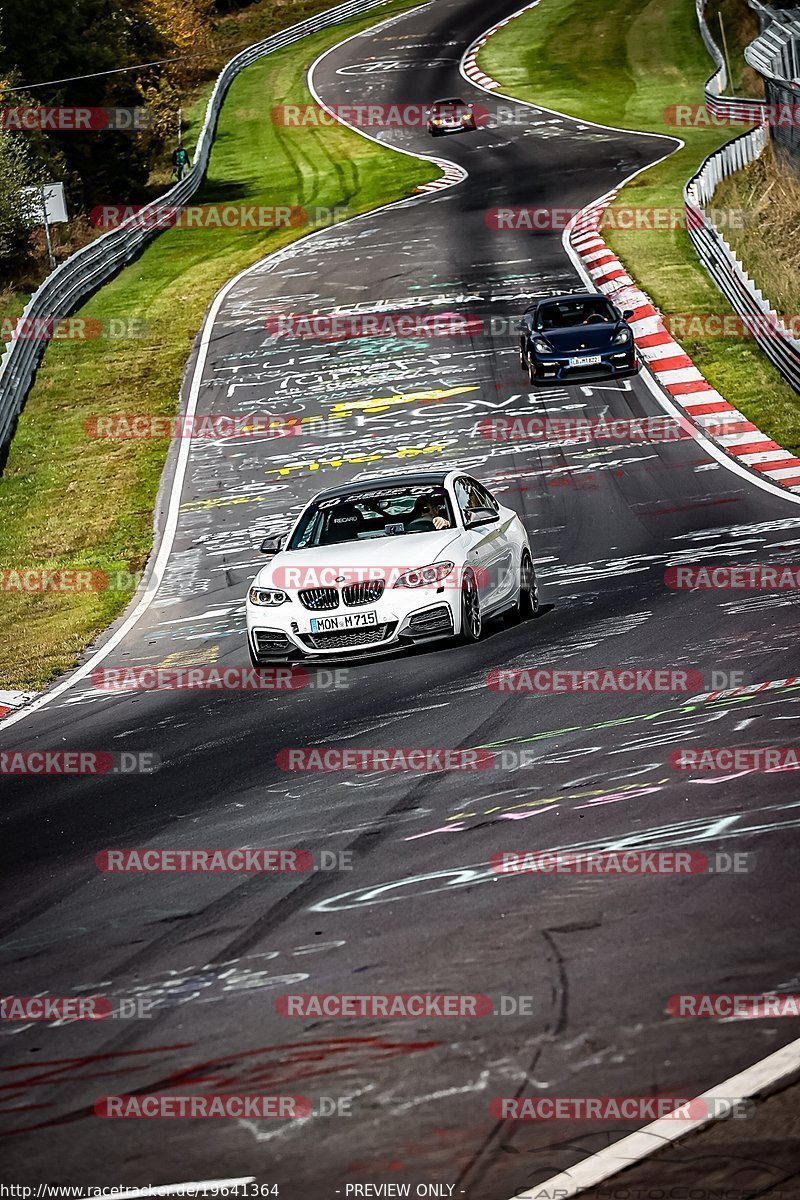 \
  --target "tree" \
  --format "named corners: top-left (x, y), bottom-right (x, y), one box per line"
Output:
top-left (0, 131), bottom-right (43, 275)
